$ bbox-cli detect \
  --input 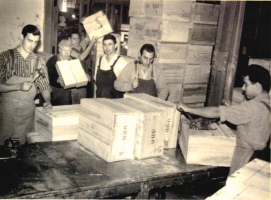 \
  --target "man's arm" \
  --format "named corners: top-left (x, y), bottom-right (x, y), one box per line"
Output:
top-left (0, 82), bottom-right (32, 93)
top-left (178, 102), bottom-right (221, 118)
top-left (78, 37), bottom-right (98, 61)
top-left (114, 63), bottom-right (135, 92)
top-left (41, 89), bottom-right (52, 111)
